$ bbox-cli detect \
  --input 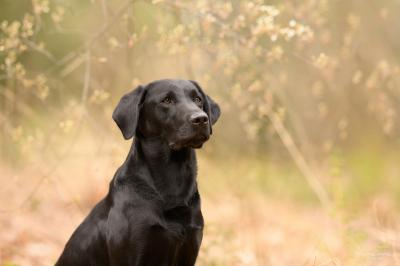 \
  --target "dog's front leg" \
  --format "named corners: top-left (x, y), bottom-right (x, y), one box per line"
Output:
top-left (106, 207), bottom-right (140, 266)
